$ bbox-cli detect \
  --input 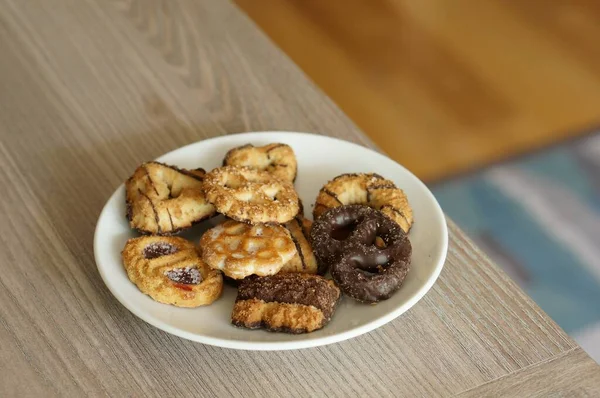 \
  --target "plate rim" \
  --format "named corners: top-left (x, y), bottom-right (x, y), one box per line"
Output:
top-left (94, 131), bottom-right (448, 350)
